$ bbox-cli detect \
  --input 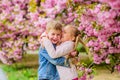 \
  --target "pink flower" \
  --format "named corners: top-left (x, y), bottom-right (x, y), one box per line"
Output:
top-left (87, 40), bottom-right (94, 47)
top-left (79, 67), bottom-right (85, 71)
top-left (99, 0), bottom-right (120, 9)
top-left (115, 65), bottom-right (120, 72)
top-left (105, 58), bottom-right (110, 64)
top-left (80, 74), bottom-right (87, 80)
top-left (94, 47), bottom-right (100, 51)
top-left (93, 54), bottom-right (102, 64)
top-left (57, 0), bottom-right (67, 10)
top-left (85, 68), bottom-right (92, 73)
top-left (68, 12), bottom-right (73, 17)
top-left (64, 16), bottom-right (75, 24)
top-left (78, 25), bottom-right (84, 31)
top-left (29, 12), bottom-right (39, 22)
top-left (41, 0), bottom-right (56, 8)
top-left (73, 0), bottom-right (83, 3)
